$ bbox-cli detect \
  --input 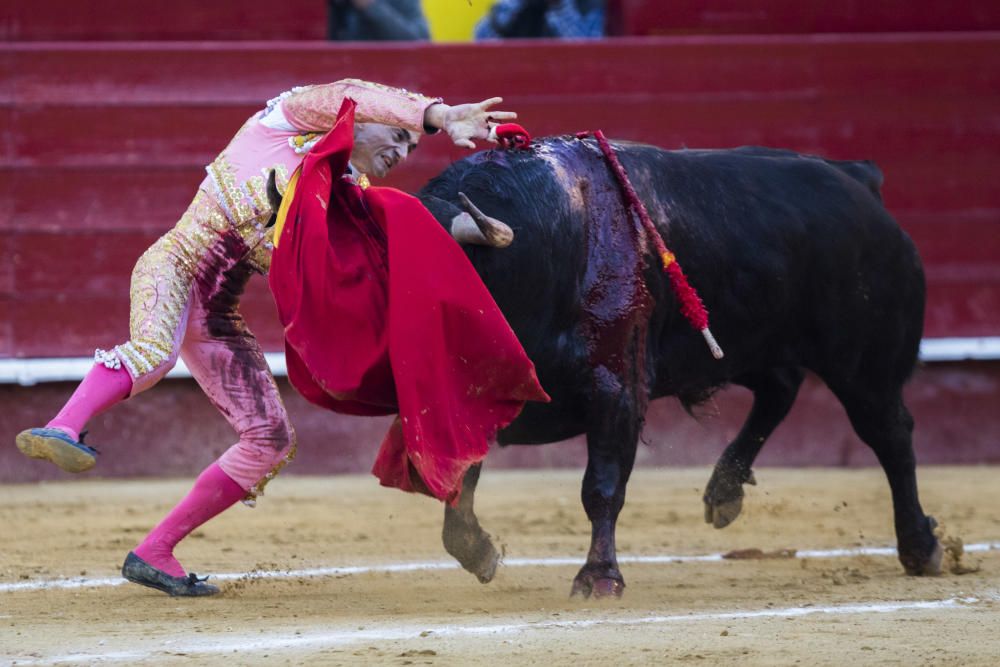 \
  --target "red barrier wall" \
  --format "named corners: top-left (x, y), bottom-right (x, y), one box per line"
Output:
top-left (4, 36), bottom-right (1000, 360)
top-left (3, 36), bottom-right (1000, 478)
top-left (2, 361), bottom-right (998, 483)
